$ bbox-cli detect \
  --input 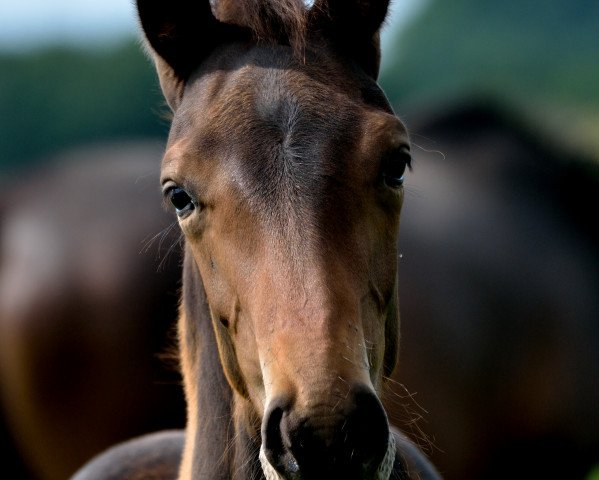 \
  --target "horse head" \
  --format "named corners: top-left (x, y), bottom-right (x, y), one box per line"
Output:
top-left (136, 1), bottom-right (421, 478)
